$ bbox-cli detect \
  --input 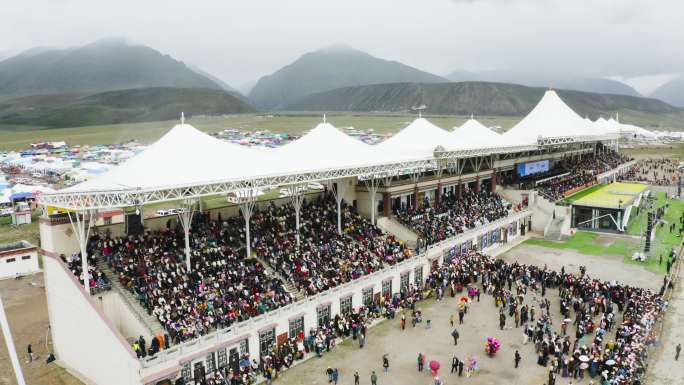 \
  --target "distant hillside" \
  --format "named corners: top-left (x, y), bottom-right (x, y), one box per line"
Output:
top-left (651, 78), bottom-right (684, 107)
top-left (0, 38), bottom-right (229, 99)
top-left (446, 70), bottom-right (641, 97)
top-left (249, 44), bottom-right (447, 109)
top-left (0, 87), bottom-right (255, 128)
top-left (288, 81), bottom-right (680, 124)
